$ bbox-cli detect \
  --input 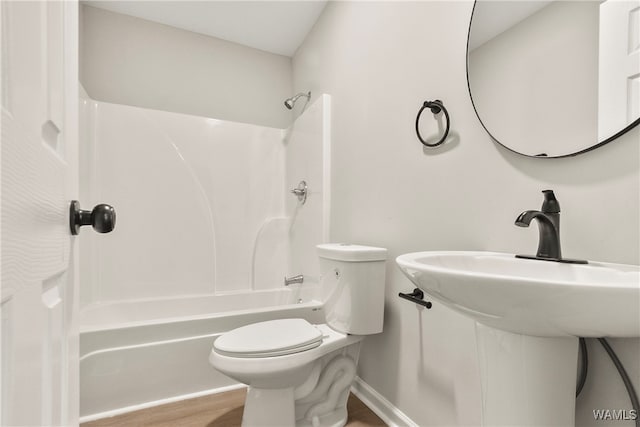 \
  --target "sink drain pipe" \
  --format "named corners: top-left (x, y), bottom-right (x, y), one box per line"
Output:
top-left (576, 338), bottom-right (588, 397)
top-left (576, 337), bottom-right (639, 427)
